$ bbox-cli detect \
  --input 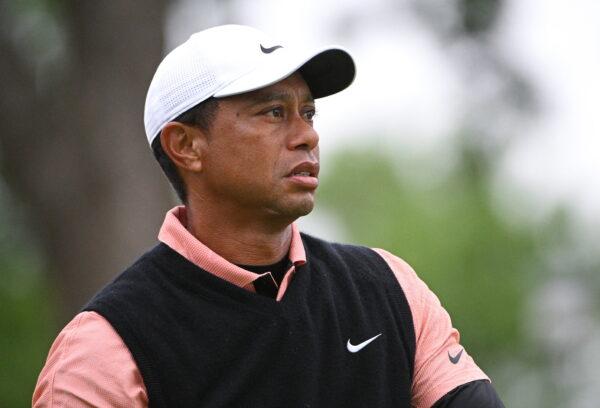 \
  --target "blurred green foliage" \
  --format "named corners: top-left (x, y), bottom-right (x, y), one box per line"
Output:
top-left (459, 0), bottom-right (501, 34)
top-left (318, 142), bottom-right (547, 371)
top-left (0, 244), bottom-right (56, 408)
